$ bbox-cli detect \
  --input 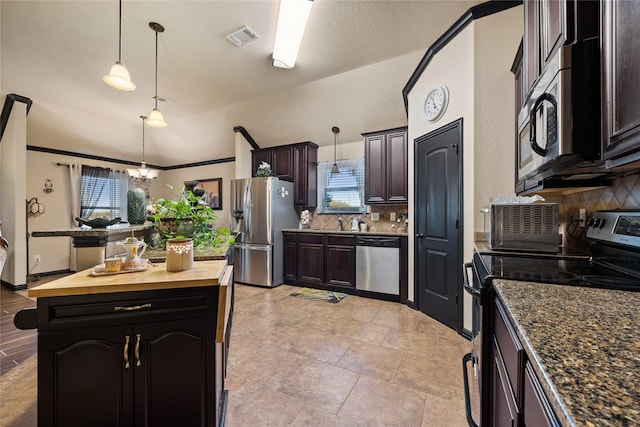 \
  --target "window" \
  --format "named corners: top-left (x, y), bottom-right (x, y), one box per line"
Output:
top-left (317, 158), bottom-right (365, 214)
top-left (80, 166), bottom-right (129, 221)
